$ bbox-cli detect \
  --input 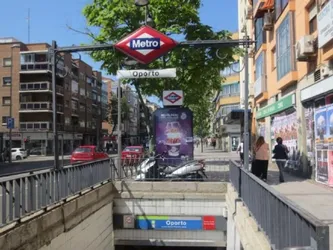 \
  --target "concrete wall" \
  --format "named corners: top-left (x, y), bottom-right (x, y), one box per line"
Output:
top-left (0, 182), bottom-right (114, 250)
top-left (226, 183), bottom-right (271, 250)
